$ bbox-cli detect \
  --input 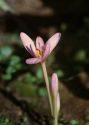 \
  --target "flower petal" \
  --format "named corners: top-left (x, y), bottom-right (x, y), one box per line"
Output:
top-left (26, 58), bottom-right (41, 64)
top-left (36, 36), bottom-right (44, 50)
top-left (46, 33), bottom-right (61, 54)
top-left (41, 43), bottom-right (50, 62)
top-left (20, 32), bottom-right (36, 56)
